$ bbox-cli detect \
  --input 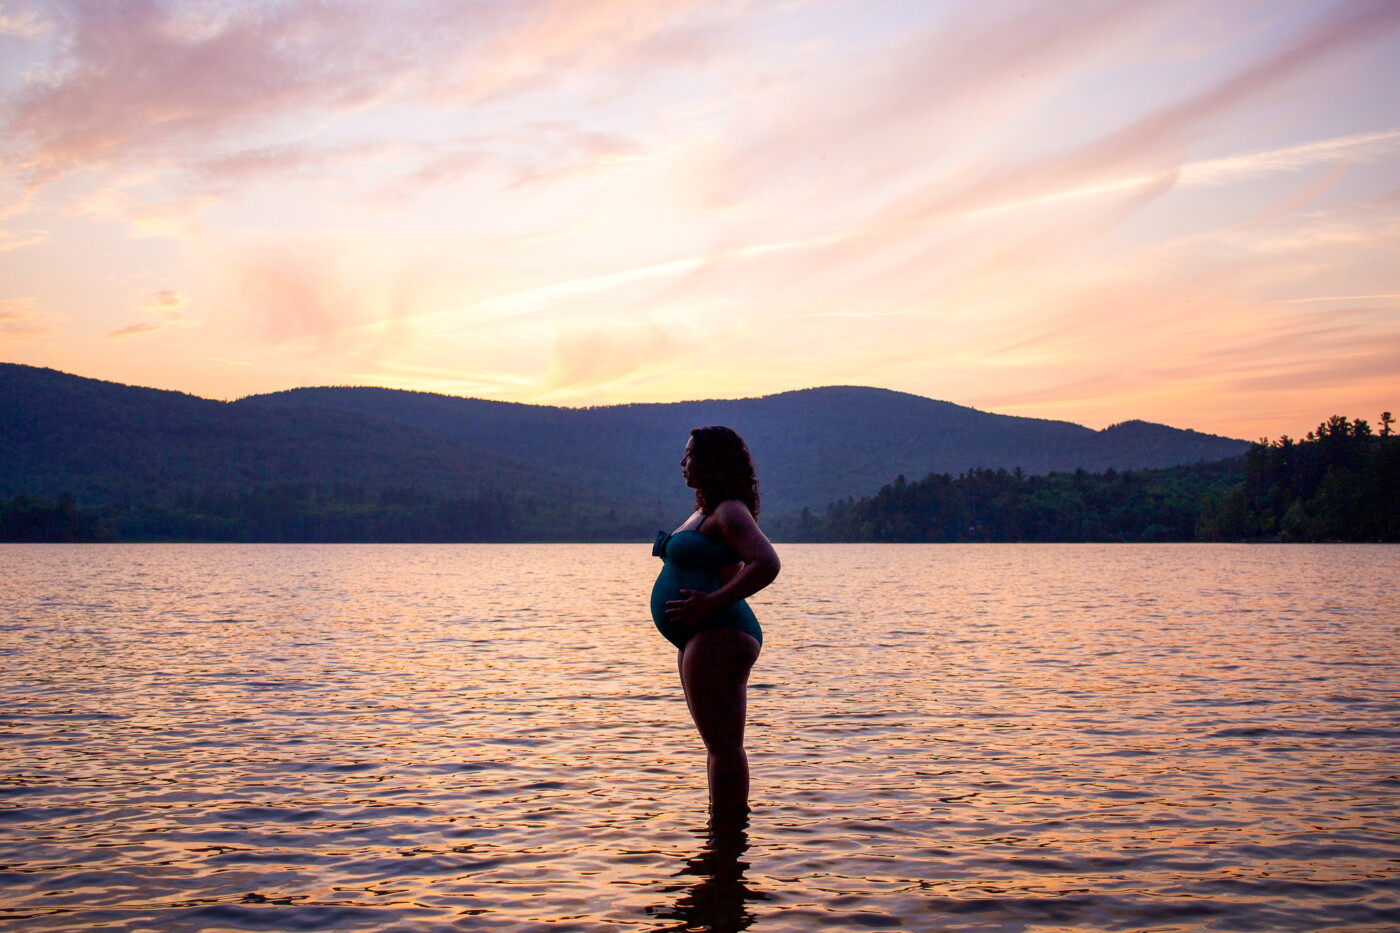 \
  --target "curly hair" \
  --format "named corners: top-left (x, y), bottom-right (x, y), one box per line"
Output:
top-left (689, 425), bottom-right (760, 517)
